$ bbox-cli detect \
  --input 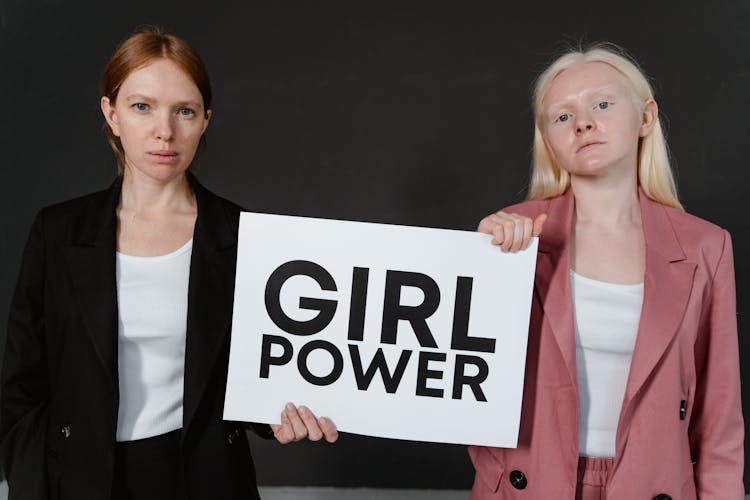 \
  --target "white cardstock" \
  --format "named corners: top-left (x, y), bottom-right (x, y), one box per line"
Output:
top-left (224, 212), bottom-right (537, 448)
